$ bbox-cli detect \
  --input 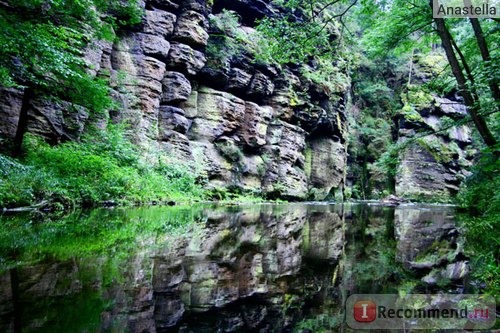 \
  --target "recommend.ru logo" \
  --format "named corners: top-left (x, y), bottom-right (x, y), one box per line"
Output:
top-left (346, 294), bottom-right (496, 330)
